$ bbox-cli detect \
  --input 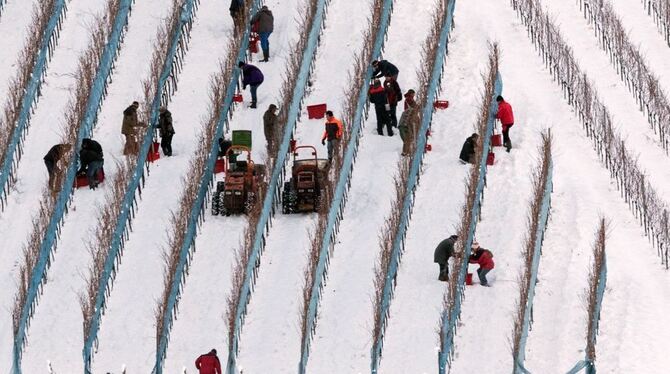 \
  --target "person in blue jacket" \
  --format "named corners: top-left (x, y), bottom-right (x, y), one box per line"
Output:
top-left (238, 61), bottom-right (264, 108)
